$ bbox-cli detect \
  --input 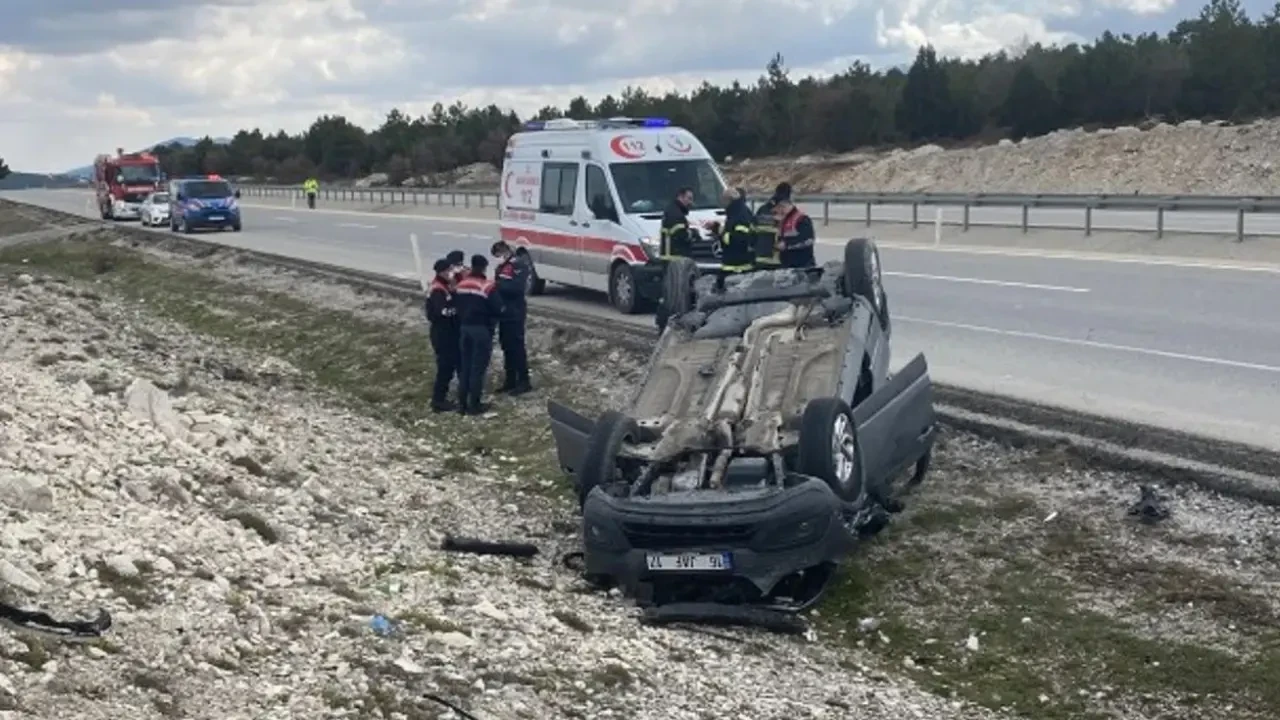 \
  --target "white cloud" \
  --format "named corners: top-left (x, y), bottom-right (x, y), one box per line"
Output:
top-left (0, 0), bottom-right (1196, 172)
